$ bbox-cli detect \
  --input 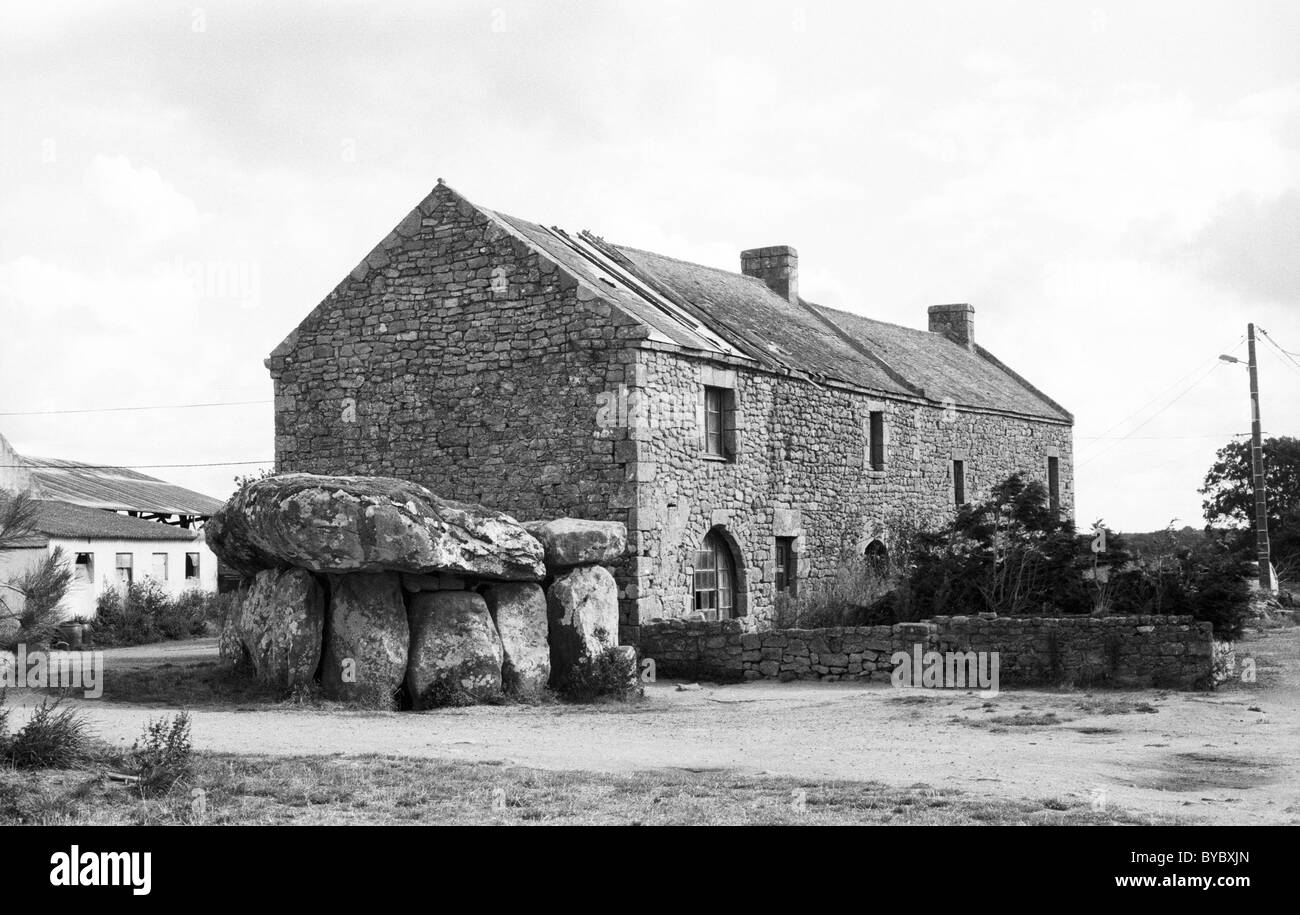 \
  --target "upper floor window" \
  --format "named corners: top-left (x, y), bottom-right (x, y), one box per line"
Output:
top-left (1047, 456), bottom-right (1061, 514)
top-left (868, 411), bottom-right (886, 471)
top-left (701, 385), bottom-right (737, 460)
top-left (694, 530), bottom-right (737, 619)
